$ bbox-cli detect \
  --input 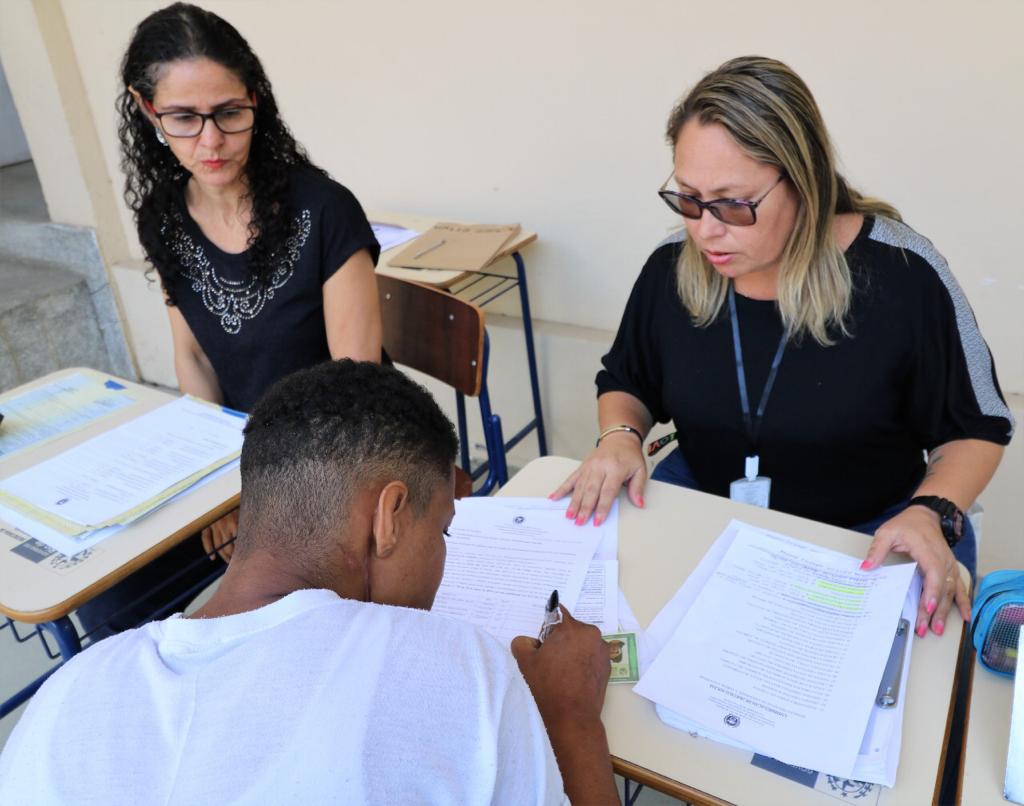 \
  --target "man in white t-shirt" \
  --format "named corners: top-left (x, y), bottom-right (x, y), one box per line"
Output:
top-left (0, 360), bottom-right (618, 805)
